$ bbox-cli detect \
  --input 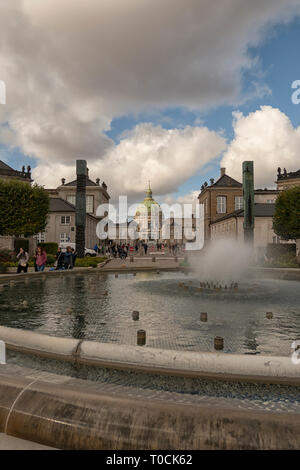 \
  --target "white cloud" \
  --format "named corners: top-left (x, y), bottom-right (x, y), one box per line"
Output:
top-left (221, 106), bottom-right (300, 187)
top-left (0, 0), bottom-right (300, 194)
top-left (33, 123), bottom-right (226, 201)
